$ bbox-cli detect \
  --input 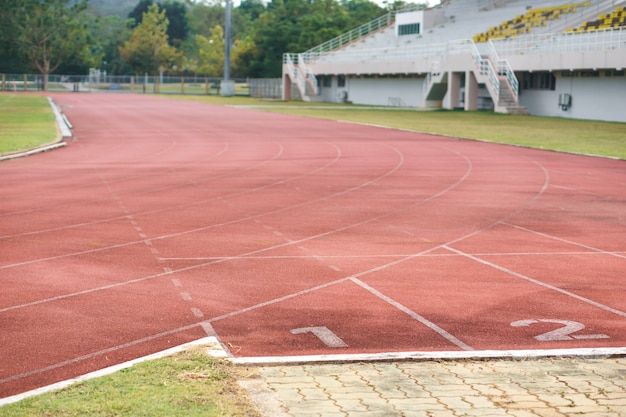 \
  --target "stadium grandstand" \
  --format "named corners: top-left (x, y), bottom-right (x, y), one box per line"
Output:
top-left (282, 0), bottom-right (626, 122)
